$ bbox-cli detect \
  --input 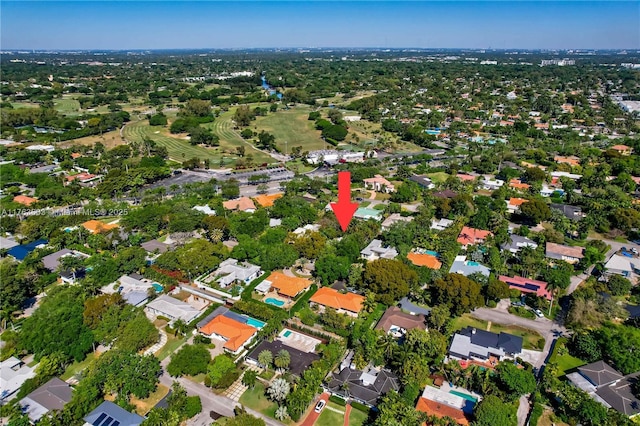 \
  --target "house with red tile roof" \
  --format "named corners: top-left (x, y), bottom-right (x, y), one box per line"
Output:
top-left (13, 195), bottom-right (38, 206)
top-left (310, 287), bottom-right (365, 317)
top-left (506, 197), bottom-right (529, 213)
top-left (407, 252), bottom-right (442, 270)
top-left (611, 144), bottom-right (633, 156)
top-left (199, 315), bottom-right (257, 354)
top-left (222, 197), bottom-right (256, 213)
top-left (457, 226), bottom-right (493, 248)
top-left (363, 175), bottom-right (395, 193)
top-left (253, 193), bottom-right (283, 208)
top-left (262, 271), bottom-right (312, 299)
top-left (81, 220), bottom-right (119, 234)
top-left (415, 386), bottom-right (471, 425)
top-left (509, 179), bottom-right (531, 191)
top-left (498, 275), bottom-right (552, 300)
